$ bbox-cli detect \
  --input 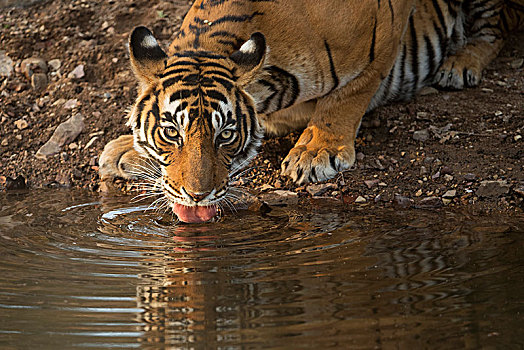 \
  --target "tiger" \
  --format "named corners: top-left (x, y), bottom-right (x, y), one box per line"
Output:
top-left (99, 0), bottom-right (523, 223)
